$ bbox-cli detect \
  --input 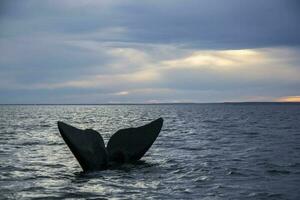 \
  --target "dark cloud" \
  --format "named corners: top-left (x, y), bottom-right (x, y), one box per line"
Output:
top-left (119, 0), bottom-right (300, 48)
top-left (1, 0), bottom-right (299, 48)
